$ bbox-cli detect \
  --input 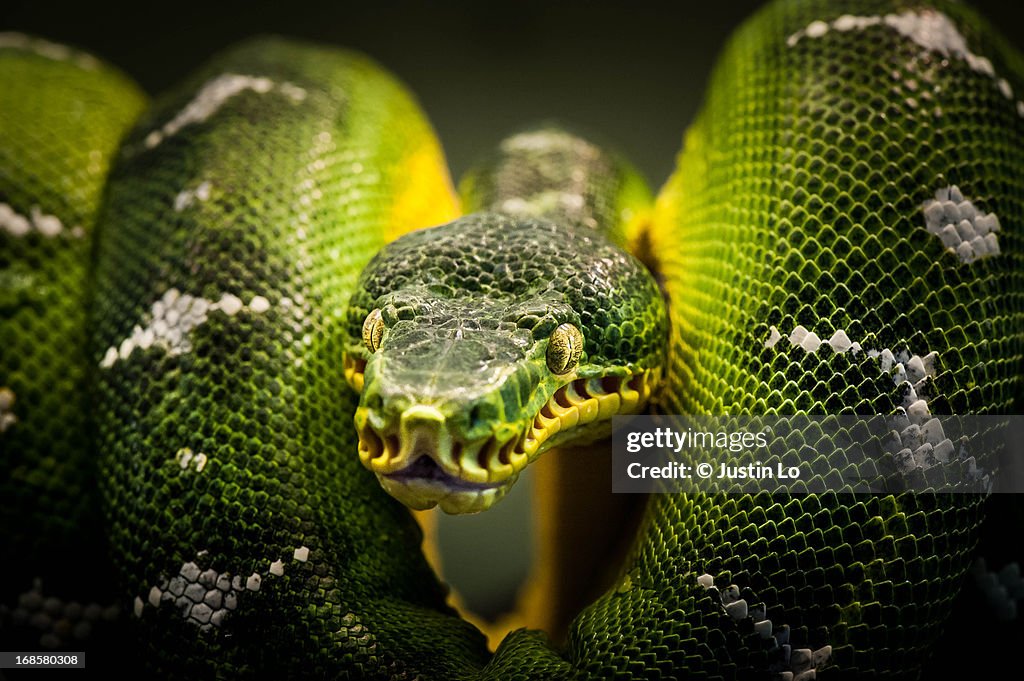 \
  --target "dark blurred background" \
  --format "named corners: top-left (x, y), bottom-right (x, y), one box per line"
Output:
top-left (3, 0), bottom-right (1021, 621)
top-left (3, 0), bottom-right (1017, 187)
